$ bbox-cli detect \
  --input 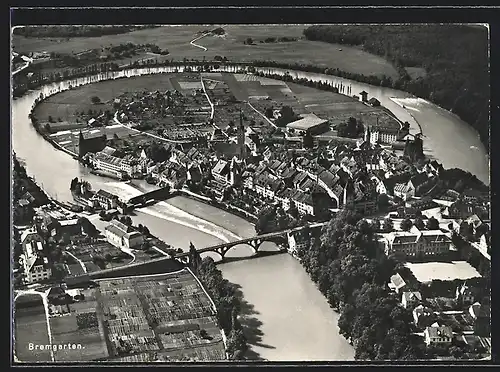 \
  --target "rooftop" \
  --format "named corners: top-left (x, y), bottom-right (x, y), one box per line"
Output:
top-left (286, 114), bottom-right (329, 131)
